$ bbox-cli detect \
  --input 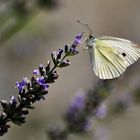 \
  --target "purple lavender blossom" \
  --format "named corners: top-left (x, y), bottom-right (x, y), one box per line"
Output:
top-left (65, 90), bottom-right (90, 132)
top-left (16, 77), bottom-right (28, 93)
top-left (73, 33), bottom-right (83, 46)
top-left (96, 104), bottom-right (107, 119)
top-left (36, 76), bottom-right (49, 90)
top-left (69, 90), bottom-right (85, 111)
top-left (65, 33), bottom-right (82, 56)
top-left (33, 69), bottom-right (39, 75)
